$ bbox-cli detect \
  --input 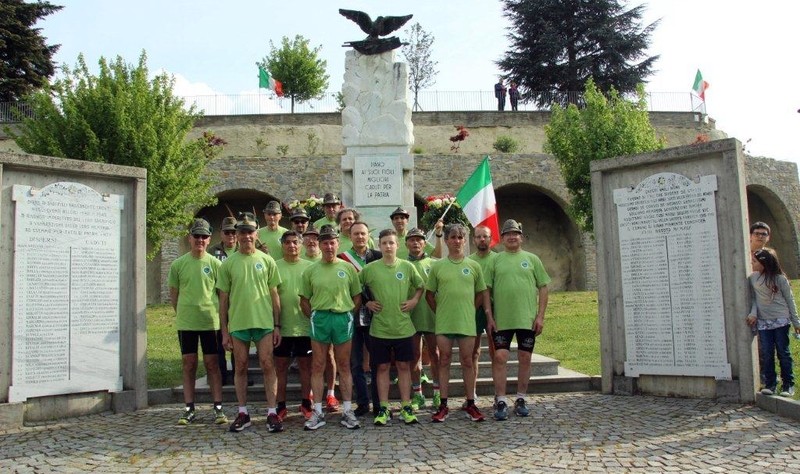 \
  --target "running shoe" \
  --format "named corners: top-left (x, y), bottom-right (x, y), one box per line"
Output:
top-left (354, 403), bottom-right (371, 417)
top-left (213, 407), bottom-right (228, 425)
top-left (373, 406), bottom-right (391, 426)
top-left (493, 400), bottom-right (509, 421)
top-left (177, 409), bottom-right (196, 426)
top-left (267, 413), bottom-right (284, 433)
top-left (411, 392), bottom-right (426, 410)
top-left (400, 405), bottom-right (418, 424)
top-left (326, 394), bottom-right (340, 412)
top-left (432, 392), bottom-right (441, 409)
top-left (464, 404), bottom-right (485, 422)
top-left (300, 404), bottom-right (313, 420)
top-left (761, 386), bottom-right (776, 395)
top-left (340, 410), bottom-right (361, 429)
top-left (304, 411), bottom-right (326, 431)
top-left (431, 405), bottom-right (449, 423)
top-left (780, 385), bottom-right (795, 397)
top-left (514, 398), bottom-right (530, 417)
top-left (276, 406), bottom-right (288, 421)
top-left (229, 412), bottom-right (251, 432)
